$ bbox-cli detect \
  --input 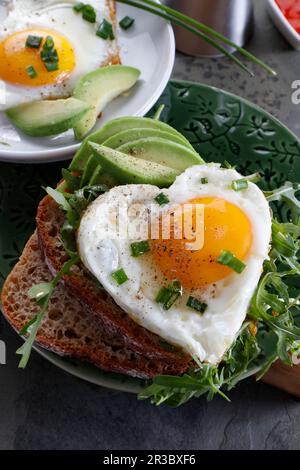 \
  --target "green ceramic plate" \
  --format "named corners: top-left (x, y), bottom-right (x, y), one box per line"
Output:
top-left (1, 80), bottom-right (300, 393)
